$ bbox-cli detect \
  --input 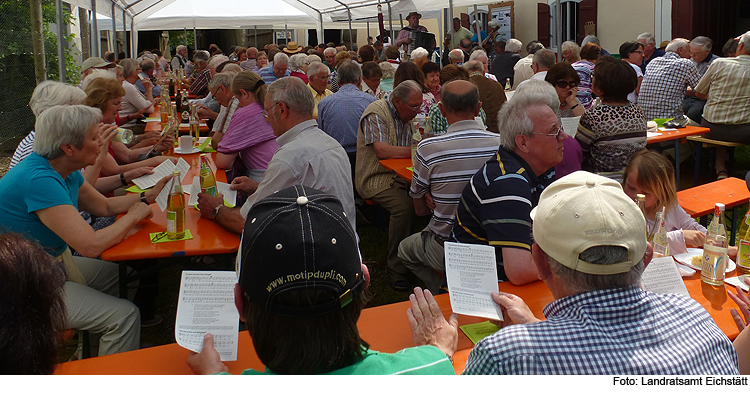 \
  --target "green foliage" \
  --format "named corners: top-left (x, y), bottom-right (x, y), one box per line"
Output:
top-left (41, 0), bottom-right (81, 84)
top-left (168, 30), bottom-right (195, 52)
